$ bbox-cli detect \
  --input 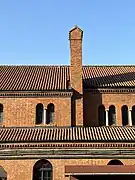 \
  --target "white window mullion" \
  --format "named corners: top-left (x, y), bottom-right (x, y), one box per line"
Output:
top-left (105, 109), bottom-right (109, 126)
top-left (43, 108), bottom-right (46, 124)
top-left (128, 108), bottom-right (132, 126)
